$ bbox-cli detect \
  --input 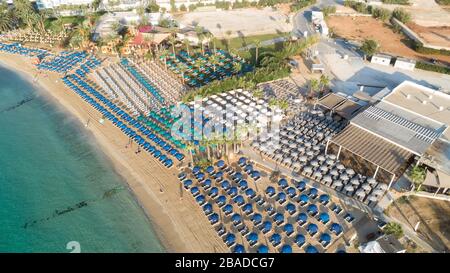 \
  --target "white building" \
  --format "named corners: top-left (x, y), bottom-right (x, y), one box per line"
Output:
top-left (394, 57), bottom-right (416, 71)
top-left (35, 0), bottom-right (94, 10)
top-left (370, 54), bottom-right (392, 66)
